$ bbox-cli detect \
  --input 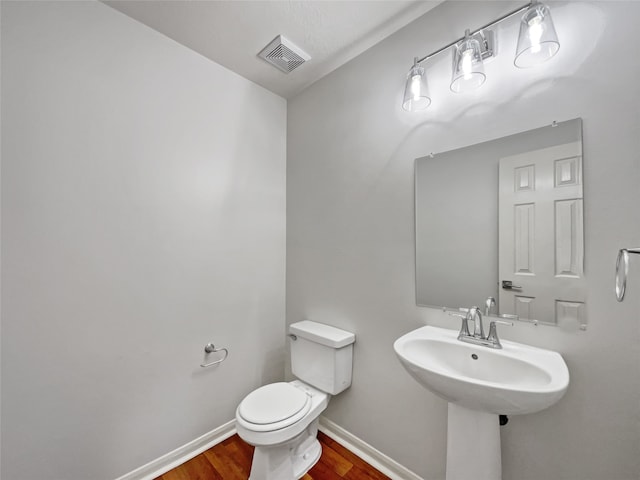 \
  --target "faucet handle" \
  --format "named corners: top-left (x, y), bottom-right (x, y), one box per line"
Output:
top-left (447, 312), bottom-right (470, 337)
top-left (486, 320), bottom-right (513, 348)
top-left (491, 319), bottom-right (514, 327)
